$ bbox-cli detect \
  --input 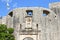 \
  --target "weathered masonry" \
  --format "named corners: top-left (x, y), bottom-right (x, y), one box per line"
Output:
top-left (0, 2), bottom-right (60, 40)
